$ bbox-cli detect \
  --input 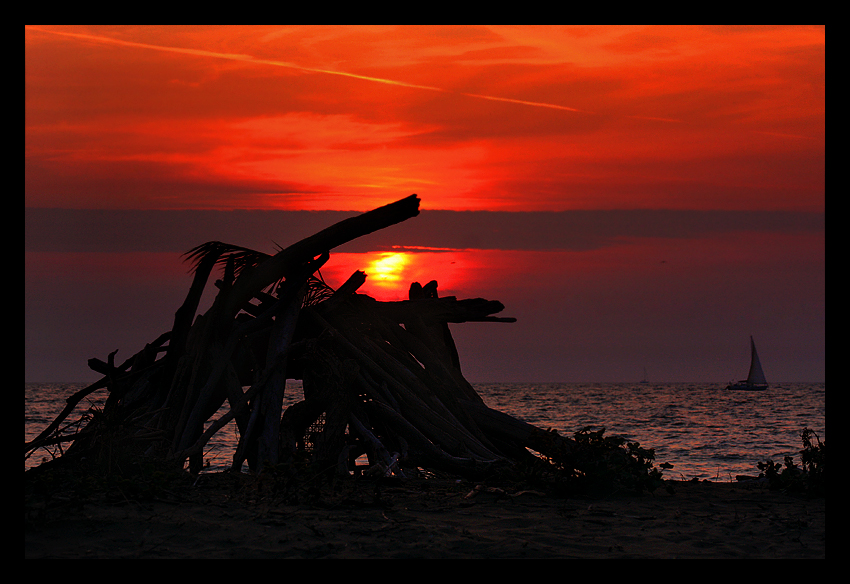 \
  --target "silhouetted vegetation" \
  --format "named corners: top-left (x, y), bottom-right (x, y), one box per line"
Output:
top-left (756, 428), bottom-right (825, 496)
top-left (496, 426), bottom-right (666, 497)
